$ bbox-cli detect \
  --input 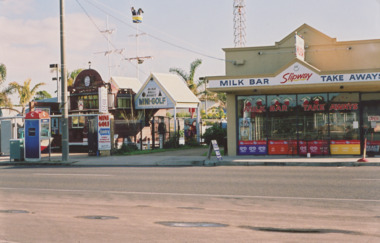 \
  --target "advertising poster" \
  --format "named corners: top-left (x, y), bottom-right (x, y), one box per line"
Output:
top-left (184, 118), bottom-right (197, 144)
top-left (366, 140), bottom-right (380, 154)
top-left (239, 118), bottom-right (251, 141)
top-left (299, 140), bottom-right (329, 155)
top-left (98, 114), bottom-right (111, 150)
top-left (330, 140), bottom-right (360, 155)
top-left (238, 140), bottom-right (267, 155)
top-left (268, 140), bottom-right (297, 155)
